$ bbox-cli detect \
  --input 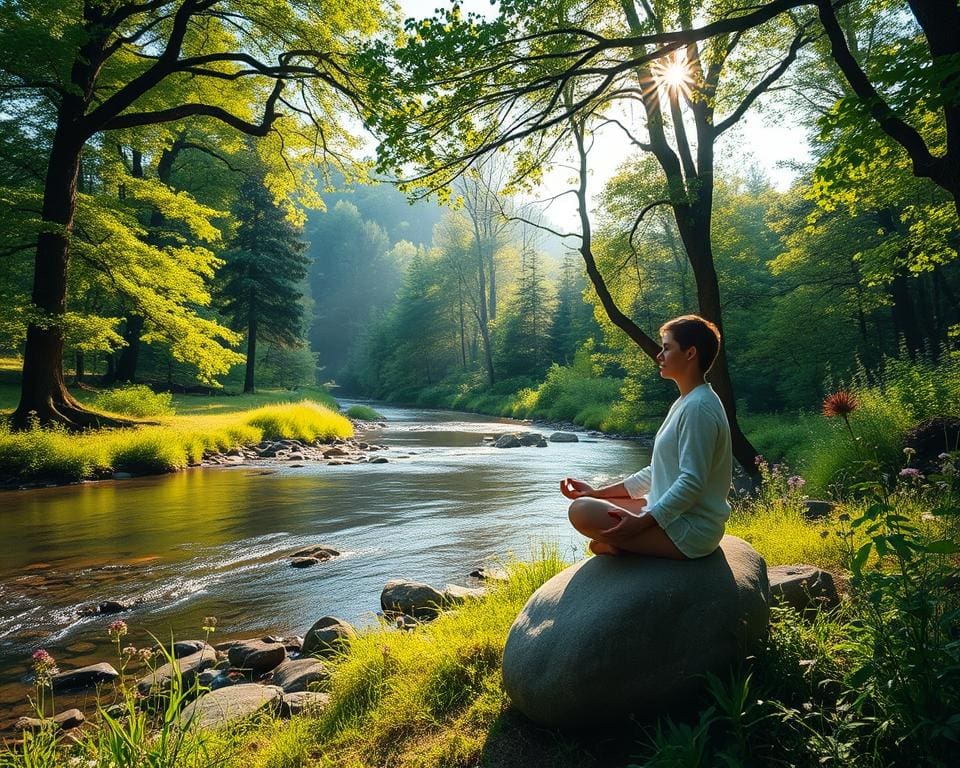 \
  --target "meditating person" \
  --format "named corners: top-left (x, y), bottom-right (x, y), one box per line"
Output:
top-left (561, 315), bottom-right (732, 559)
